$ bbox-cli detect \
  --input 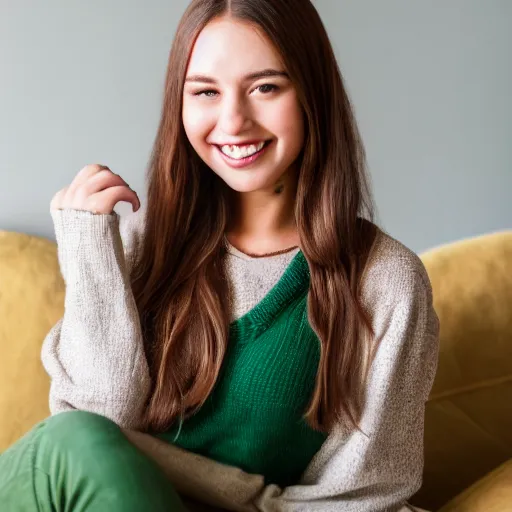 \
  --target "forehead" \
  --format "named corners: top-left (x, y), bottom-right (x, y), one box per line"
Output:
top-left (186, 17), bottom-right (284, 78)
